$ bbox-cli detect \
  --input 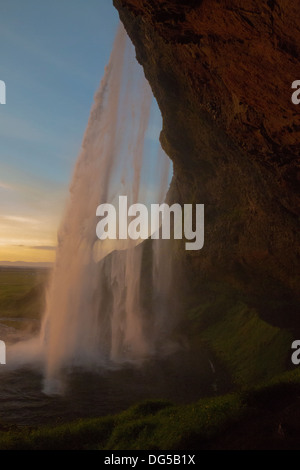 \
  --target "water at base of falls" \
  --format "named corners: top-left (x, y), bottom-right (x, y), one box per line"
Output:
top-left (0, 349), bottom-right (223, 425)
